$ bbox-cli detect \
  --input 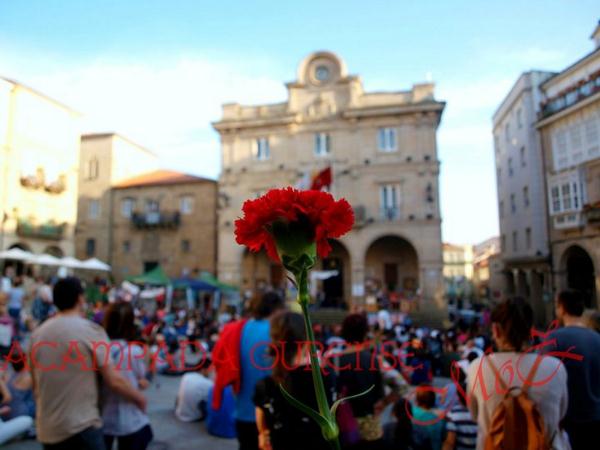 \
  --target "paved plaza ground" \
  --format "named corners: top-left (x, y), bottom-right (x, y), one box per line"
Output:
top-left (4, 374), bottom-right (237, 450)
